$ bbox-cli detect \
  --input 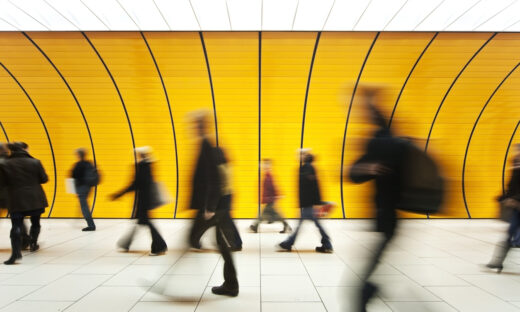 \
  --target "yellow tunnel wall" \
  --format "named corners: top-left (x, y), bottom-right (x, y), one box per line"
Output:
top-left (0, 31), bottom-right (518, 219)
